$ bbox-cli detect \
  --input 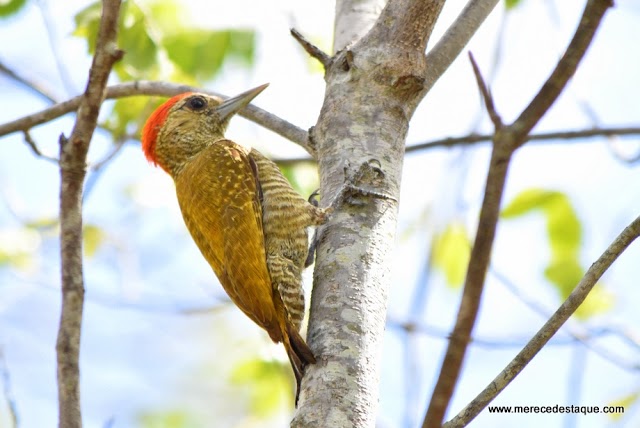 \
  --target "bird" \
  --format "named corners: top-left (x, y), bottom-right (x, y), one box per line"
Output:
top-left (140, 84), bottom-right (329, 404)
